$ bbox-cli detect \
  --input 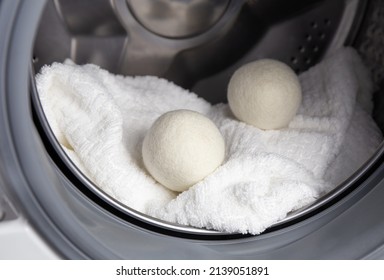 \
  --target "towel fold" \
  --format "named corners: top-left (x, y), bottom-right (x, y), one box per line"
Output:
top-left (36, 47), bottom-right (382, 234)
